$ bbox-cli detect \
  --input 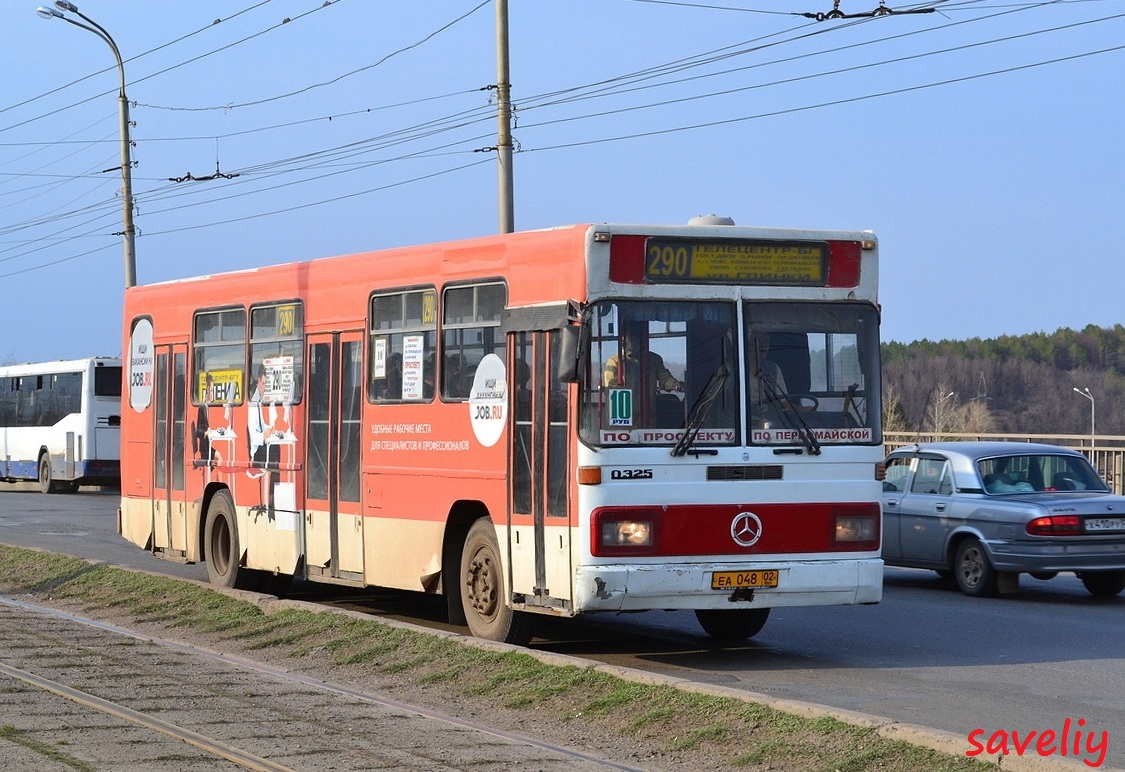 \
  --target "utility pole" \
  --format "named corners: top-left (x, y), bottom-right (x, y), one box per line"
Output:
top-left (495, 0), bottom-right (514, 233)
